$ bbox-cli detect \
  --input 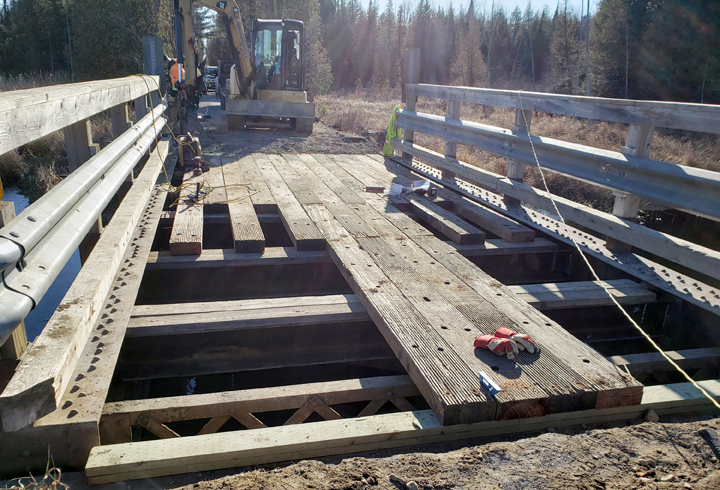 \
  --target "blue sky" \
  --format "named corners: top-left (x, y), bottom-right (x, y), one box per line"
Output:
top-left (359, 0), bottom-right (595, 16)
